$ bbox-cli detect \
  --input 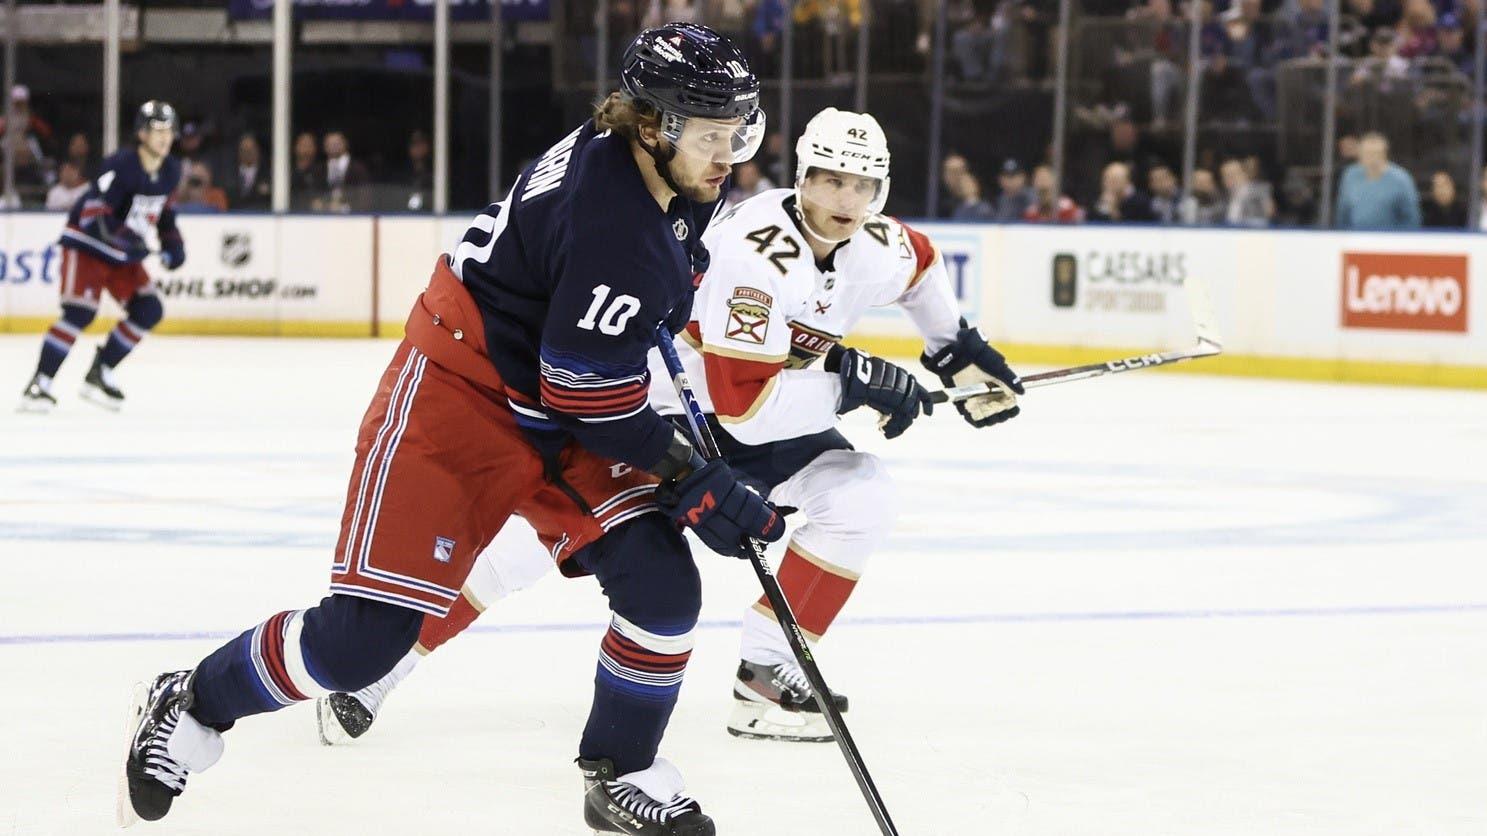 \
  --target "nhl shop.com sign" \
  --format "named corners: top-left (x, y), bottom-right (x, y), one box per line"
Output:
top-left (1340, 252), bottom-right (1468, 333)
